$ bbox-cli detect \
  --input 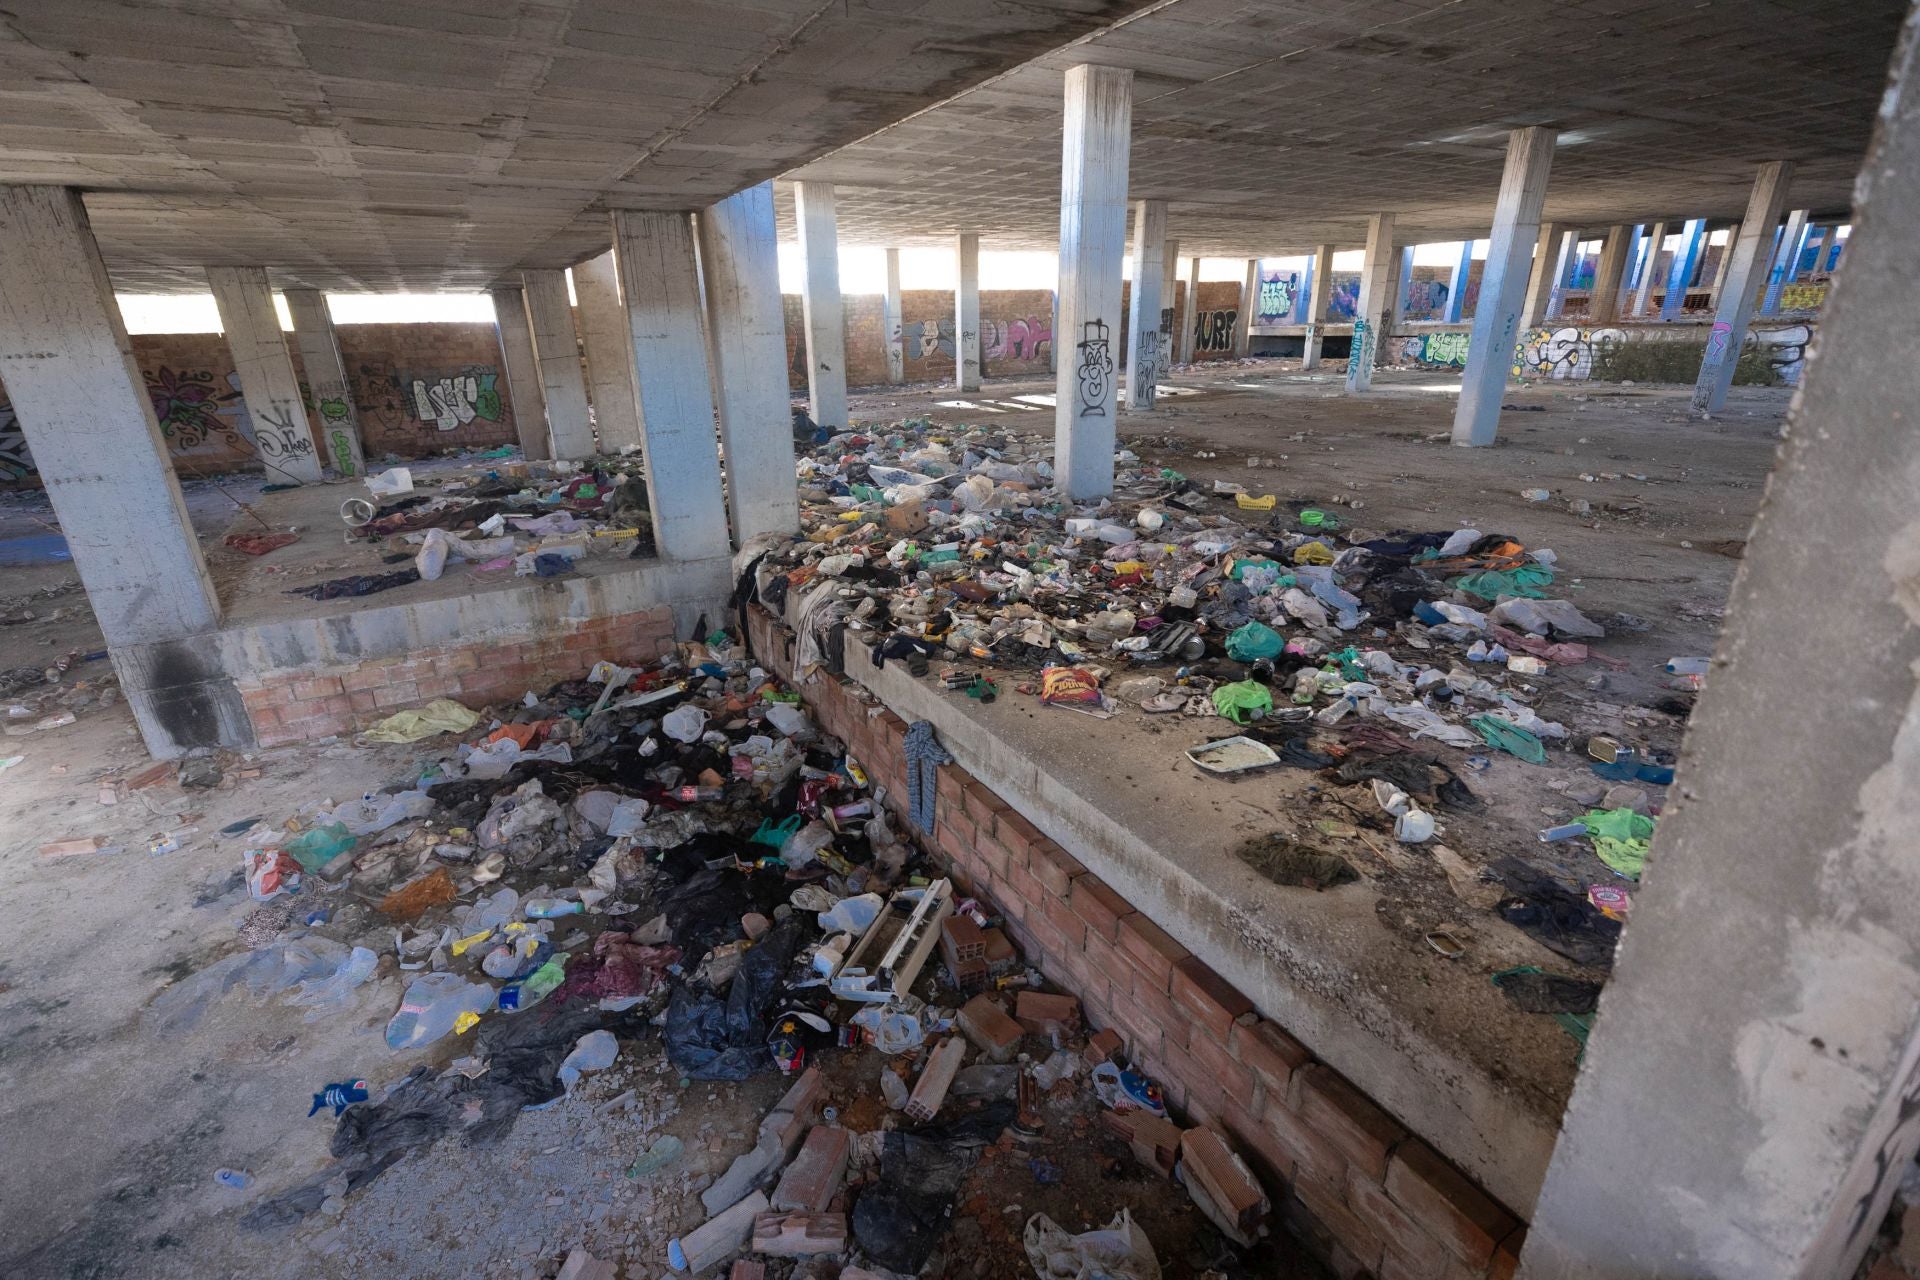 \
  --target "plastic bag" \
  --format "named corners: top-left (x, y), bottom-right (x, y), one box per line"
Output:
top-left (283, 822), bottom-right (356, 872)
top-left (819, 892), bottom-right (884, 934)
top-left (318, 789), bottom-right (436, 836)
top-left (557, 1029), bottom-right (619, 1090)
top-left (1024, 1210), bottom-right (1161, 1280)
top-left (764, 702), bottom-right (811, 738)
top-left (1224, 621), bottom-right (1285, 662)
top-left (1211, 680), bottom-right (1272, 724)
top-left (415, 527), bottom-right (451, 581)
top-left (244, 847), bottom-right (301, 900)
top-left (664, 917), bottom-right (803, 1080)
top-left (1469, 713), bottom-right (1548, 764)
top-left (662, 704), bottom-right (709, 743)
